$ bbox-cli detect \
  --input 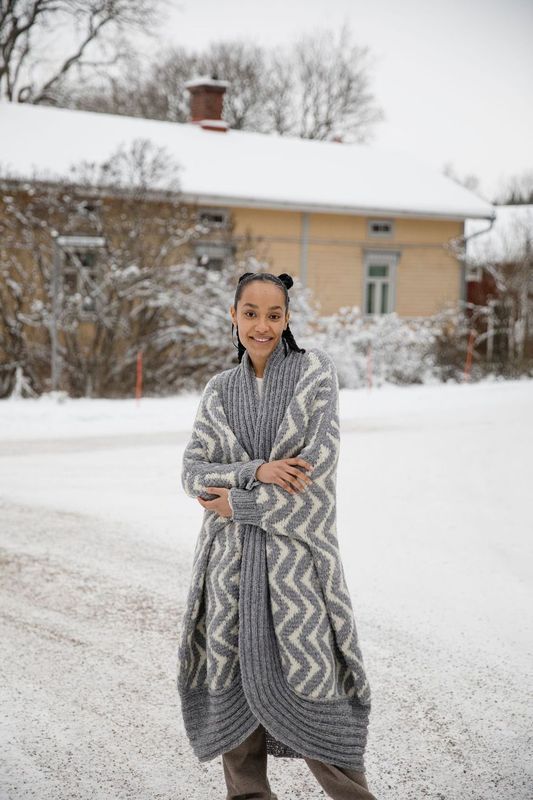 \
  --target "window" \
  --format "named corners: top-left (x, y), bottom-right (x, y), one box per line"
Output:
top-left (363, 251), bottom-right (399, 315)
top-left (63, 249), bottom-right (101, 311)
top-left (367, 219), bottom-right (394, 238)
top-left (78, 200), bottom-right (100, 216)
top-left (466, 263), bottom-right (483, 282)
top-left (56, 235), bottom-right (106, 312)
top-left (194, 241), bottom-right (234, 271)
top-left (197, 208), bottom-right (230, 229)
